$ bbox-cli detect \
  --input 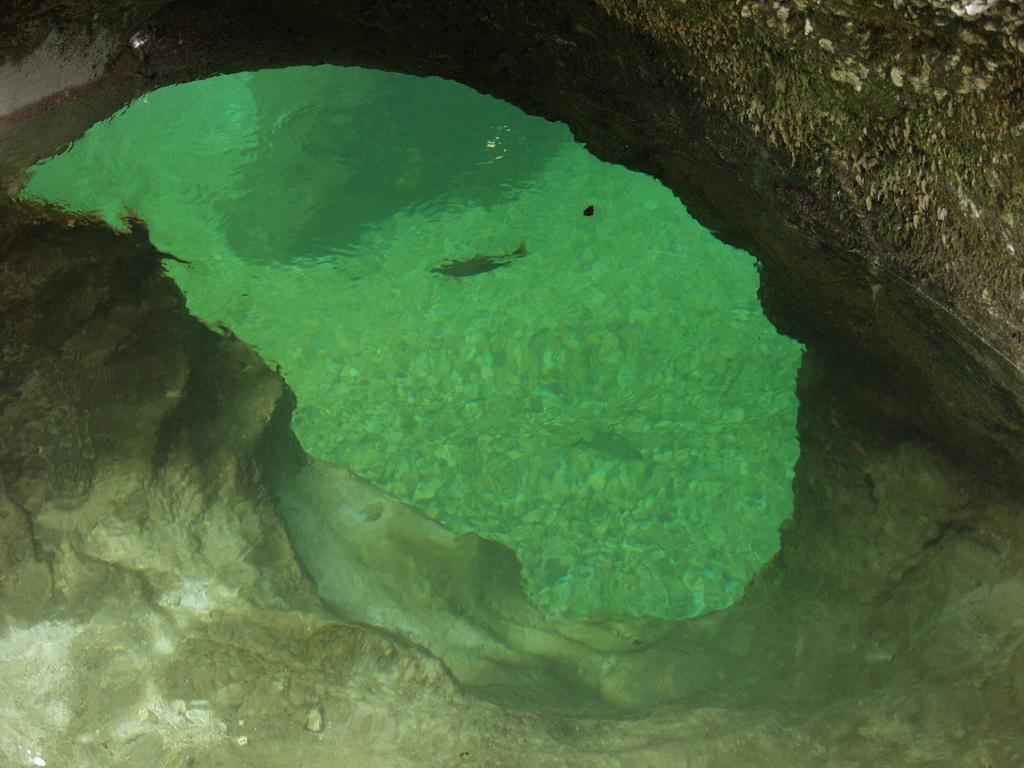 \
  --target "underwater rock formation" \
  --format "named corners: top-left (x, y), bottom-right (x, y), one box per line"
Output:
top-left (2, 201), bottom-right (1024, 764)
